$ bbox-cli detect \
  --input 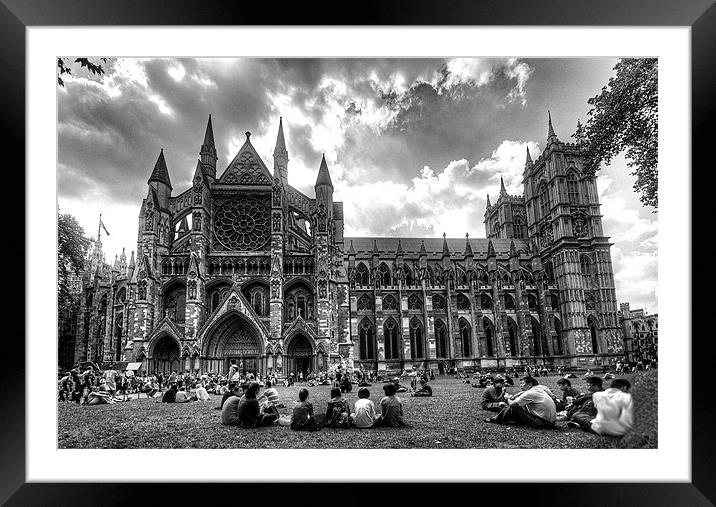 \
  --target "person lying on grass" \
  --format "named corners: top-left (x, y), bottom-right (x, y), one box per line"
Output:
top-left (238, 382), bottom-right (280, 428)
top-left (291, 388), bottom-right (325, 431)
top-left (485, 376), bottom-right (556, 429)
top-left (480, 376), bottom-right (507, 411)
top-left (350, 387), bottom-right (377, 429)
top-left (373, 382), bottom-right (408, 427)
top-left (411, 379), bottom-right (433, 397)
top-left (565, 376), bottom-right (604, 431)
